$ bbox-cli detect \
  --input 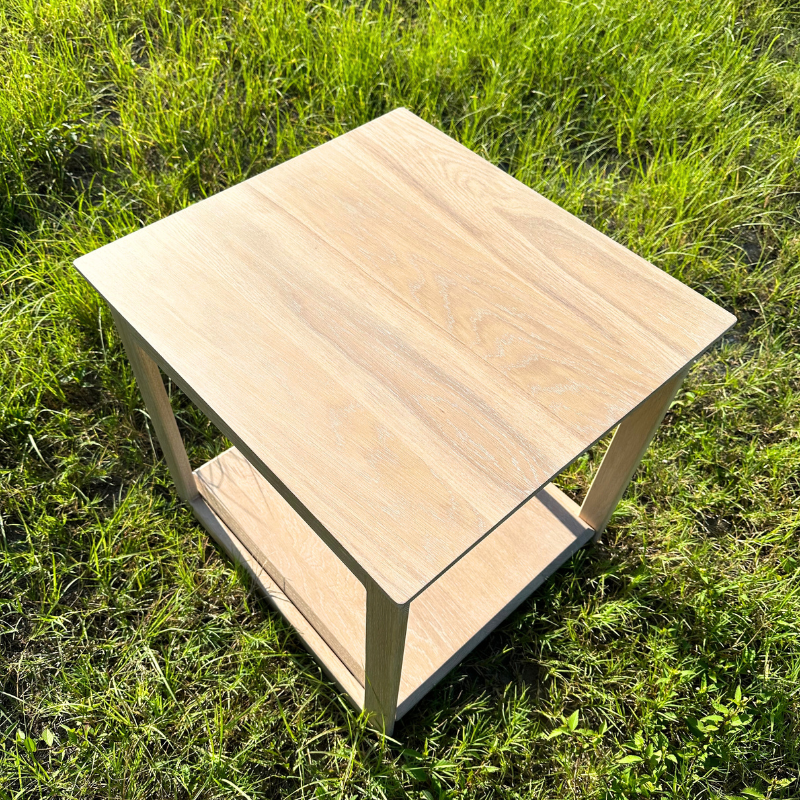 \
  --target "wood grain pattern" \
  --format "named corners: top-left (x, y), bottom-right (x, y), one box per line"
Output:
top-left (364, 582), bottom-right (409, 735)
top-left (193, 447), bottom-right (594, 721)
top-left (112, 310), bottom-right (199, 503)
top-left (249, 111), bottom-right (723, 439)
top-left (75, 108), bottom-right (734, 603)
top-left (120, 318), bottom-right (372, 594)
top-left (580, 367), bottom-right (689, 539)
top-left (195, 448), bottom-right (366, 682)
top-left (189, 495), bottom-right (364, 710)
top-left (398, 481), bottom-right (593, 717)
